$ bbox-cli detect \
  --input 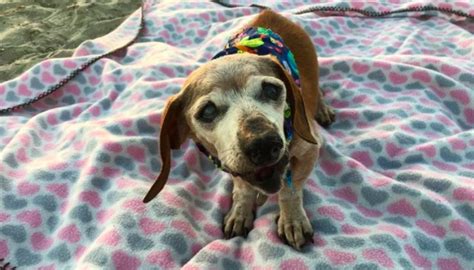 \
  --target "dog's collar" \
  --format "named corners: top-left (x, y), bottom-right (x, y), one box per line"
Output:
top-left (195, 143), bottom-right (239, 176)
top-left (195, 27), bottom-right (297, 188)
